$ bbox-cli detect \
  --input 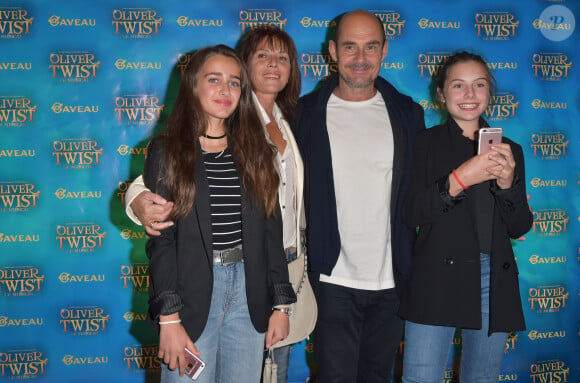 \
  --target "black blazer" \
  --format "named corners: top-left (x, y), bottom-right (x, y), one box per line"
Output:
top-left (143, 137), bottom-right (295, 342)
top-left (399, 119), bottom-right (532, 333)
